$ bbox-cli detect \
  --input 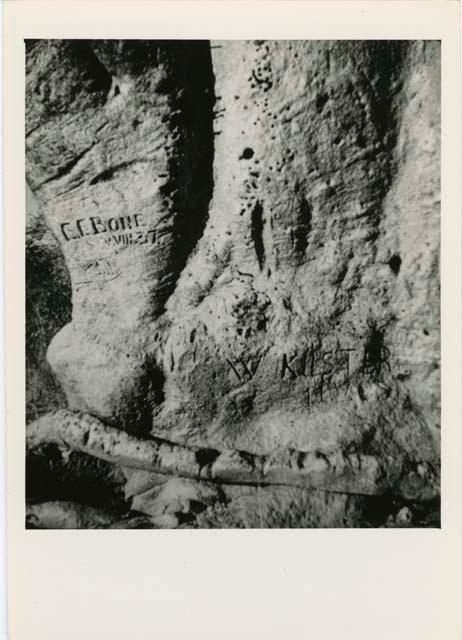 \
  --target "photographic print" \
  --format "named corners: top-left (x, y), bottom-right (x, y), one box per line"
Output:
top-left (25, 39), bottom-right (441, 529)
